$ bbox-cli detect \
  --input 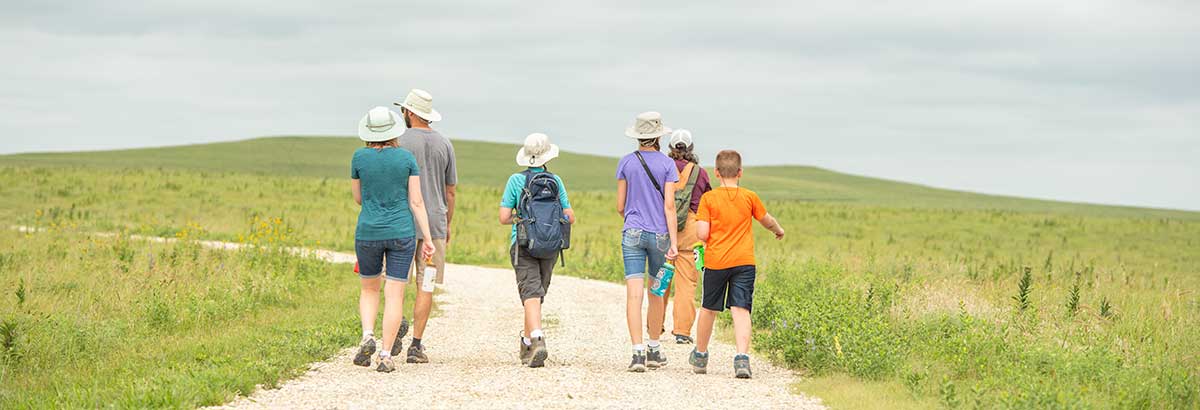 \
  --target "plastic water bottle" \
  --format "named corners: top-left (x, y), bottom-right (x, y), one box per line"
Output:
top-left (650, 262), bottom-right (675, 297)
top-left (692, 242), bottom-right (705, 272)
top-left (421, 257), bottom-right (436, 292)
